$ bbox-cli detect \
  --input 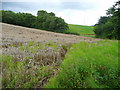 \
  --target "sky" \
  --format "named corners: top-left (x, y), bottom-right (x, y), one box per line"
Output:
top-left (1, 0), bottom-right (118, 26)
